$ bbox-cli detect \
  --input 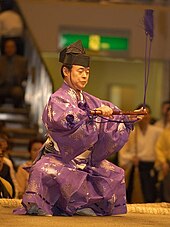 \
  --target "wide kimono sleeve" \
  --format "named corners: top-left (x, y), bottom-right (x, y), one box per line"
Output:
top-left (90, 100), bottom-right (134, 166)
top-left (42, 95), bottom-right (99, 163)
